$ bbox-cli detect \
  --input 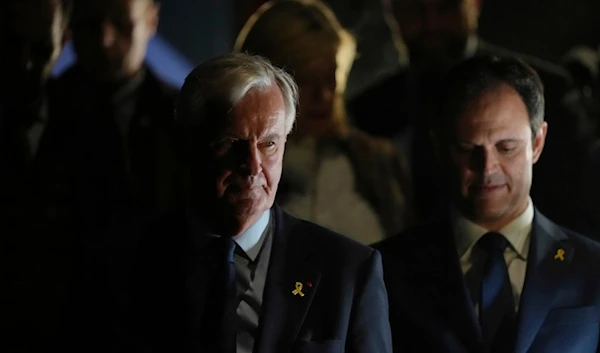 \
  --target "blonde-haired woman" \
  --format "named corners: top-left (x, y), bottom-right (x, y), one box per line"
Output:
top-left (235, 0), bottom-right (413, 244)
